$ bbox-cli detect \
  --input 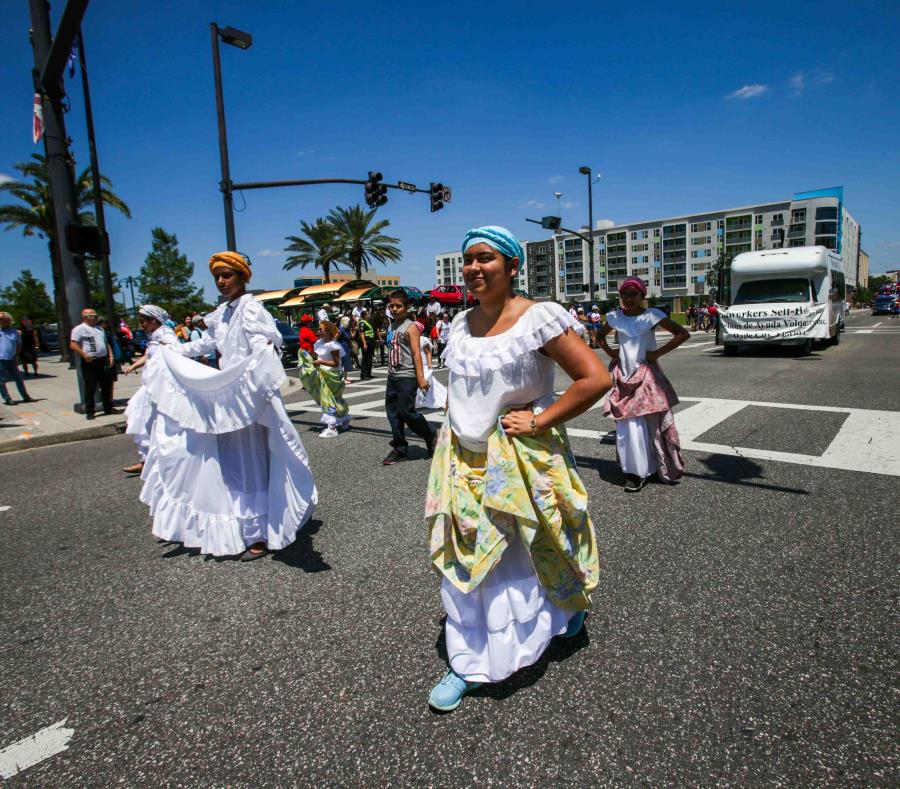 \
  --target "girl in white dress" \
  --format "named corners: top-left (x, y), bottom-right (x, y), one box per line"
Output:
top-left (426, 226), bottom-right (612, 712)
top-left (308, 320), bottom-right (350, 437)
top-left (137, 252), bottom-right (317, 560)
top-left (416, 333), bottom-right (447, 410)
top-left (122, 305), bottom-right (179, 474)
top-left (598, 277), bottom-right (689, 491)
